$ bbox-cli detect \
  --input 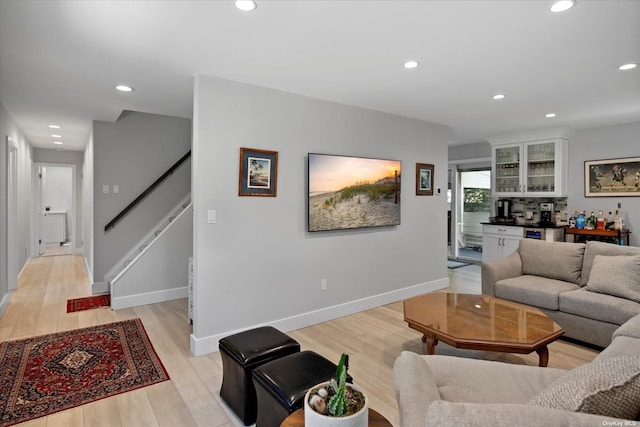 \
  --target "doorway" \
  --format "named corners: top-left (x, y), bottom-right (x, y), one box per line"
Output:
top-left (34, 163), bottom-right (75, 257)
top-left (448, 167), bottom-right (491, 262)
